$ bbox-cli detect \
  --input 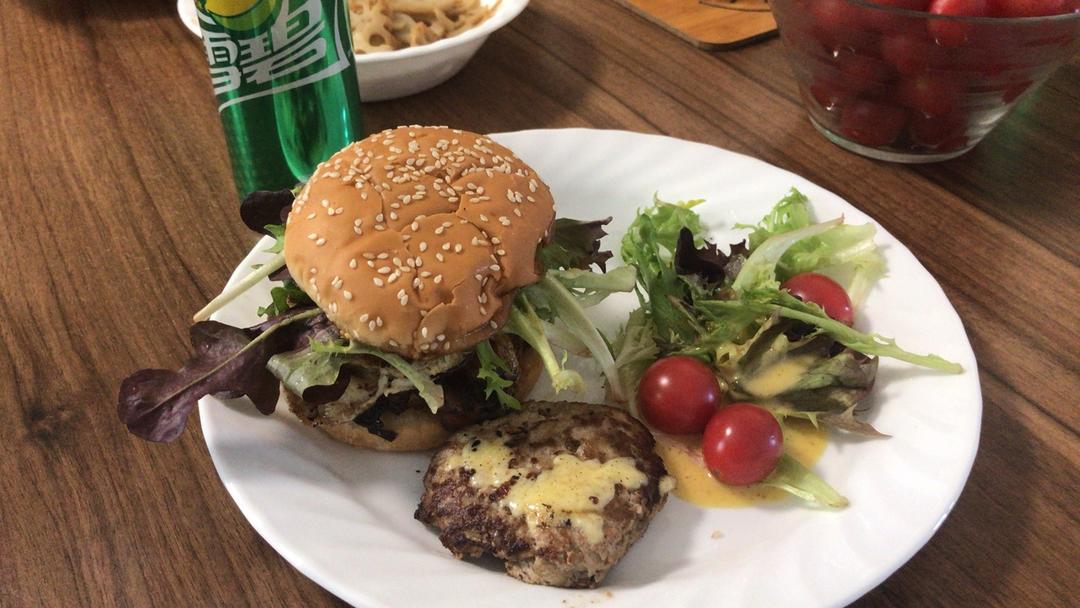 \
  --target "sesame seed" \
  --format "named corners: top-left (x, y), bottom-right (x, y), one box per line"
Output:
top-left (435, 253), bottom-right (445, 262)
top-left (343, 290), bottom-right (353, 300)
top-left (490, 320), bottom-right (498, 329)
top-left (349, 259), bottom-right (358, 269)
top-left (367, 261), bottom-right (375, 268)
top-left (419, 242), bottom-right (428, 252)
top-left (422, 327), bottom-right (429, 338)
top-left (415, 257), bottom-right (423, 268)
top-left (307, 233), bottom-right (318, 240)
top-left (309, 267), bottom-right (318, 275)
top-left (421, 271), bottom-right (432, 278)
top-left (436, 334), bottom-right (446, 342)
top-left (389, 339), bottom-right (399, 347)
top-left (378, 253), bottom-right (389, 259)
top-left (315, 238), bottom-right (326, 246)
top-left (378, 267), bottom-right (391, 275)
top-left (513, 208), bottom-right (522, 218)
top-left (479, 214), bottom-right (489, 222)
top-left (400, 295), bottom-right (409, 306)
top-left (307, 213), bottom-right (316, 220)
top-left (499, 216), bottom-right (511, 226)
top-left (375, 213), bottom-right (384, 222)
top-left (374, 225), bottom-right (386, 231)
top-left (363, 252), bottom-right (376, 260)
top-left (369, 320), bottom-right (377, 331)
top-left (389, 211), bottom-right (398, 220)
top-left (376, 316), bottom-right (384, 327)
top-left (387, 273), bottom-right (400, 284)
top-left (373, 277), bottom-right (385, 287)
top-left (475, 274), bottom-right (483, 282)
top-left (330, 302), bottom-right (338, 313)
top-left (454, 244), bottom-right (463, 253)
top-left (490, 264), bottom-right (501, 272)
top-left (360, 313), bottom-right (370, 322)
